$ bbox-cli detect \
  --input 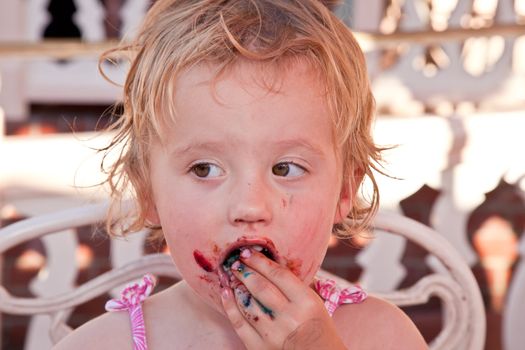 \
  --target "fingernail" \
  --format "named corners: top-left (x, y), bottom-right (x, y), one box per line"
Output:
top-left (221, 287), bottom-right (230, 299)
top-left (240, 248), bottom-right (252, 259)
top-left (231, 260), bottom-right (244, 272)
